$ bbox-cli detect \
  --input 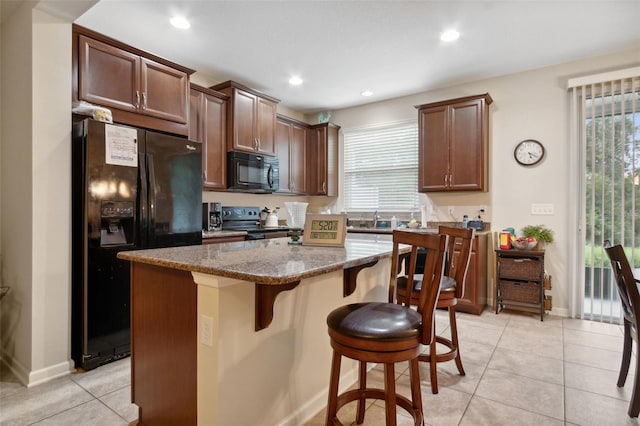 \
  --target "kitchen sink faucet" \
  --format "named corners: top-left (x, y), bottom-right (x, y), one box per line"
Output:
top-left (373, 211), bottom-right (380, 228)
